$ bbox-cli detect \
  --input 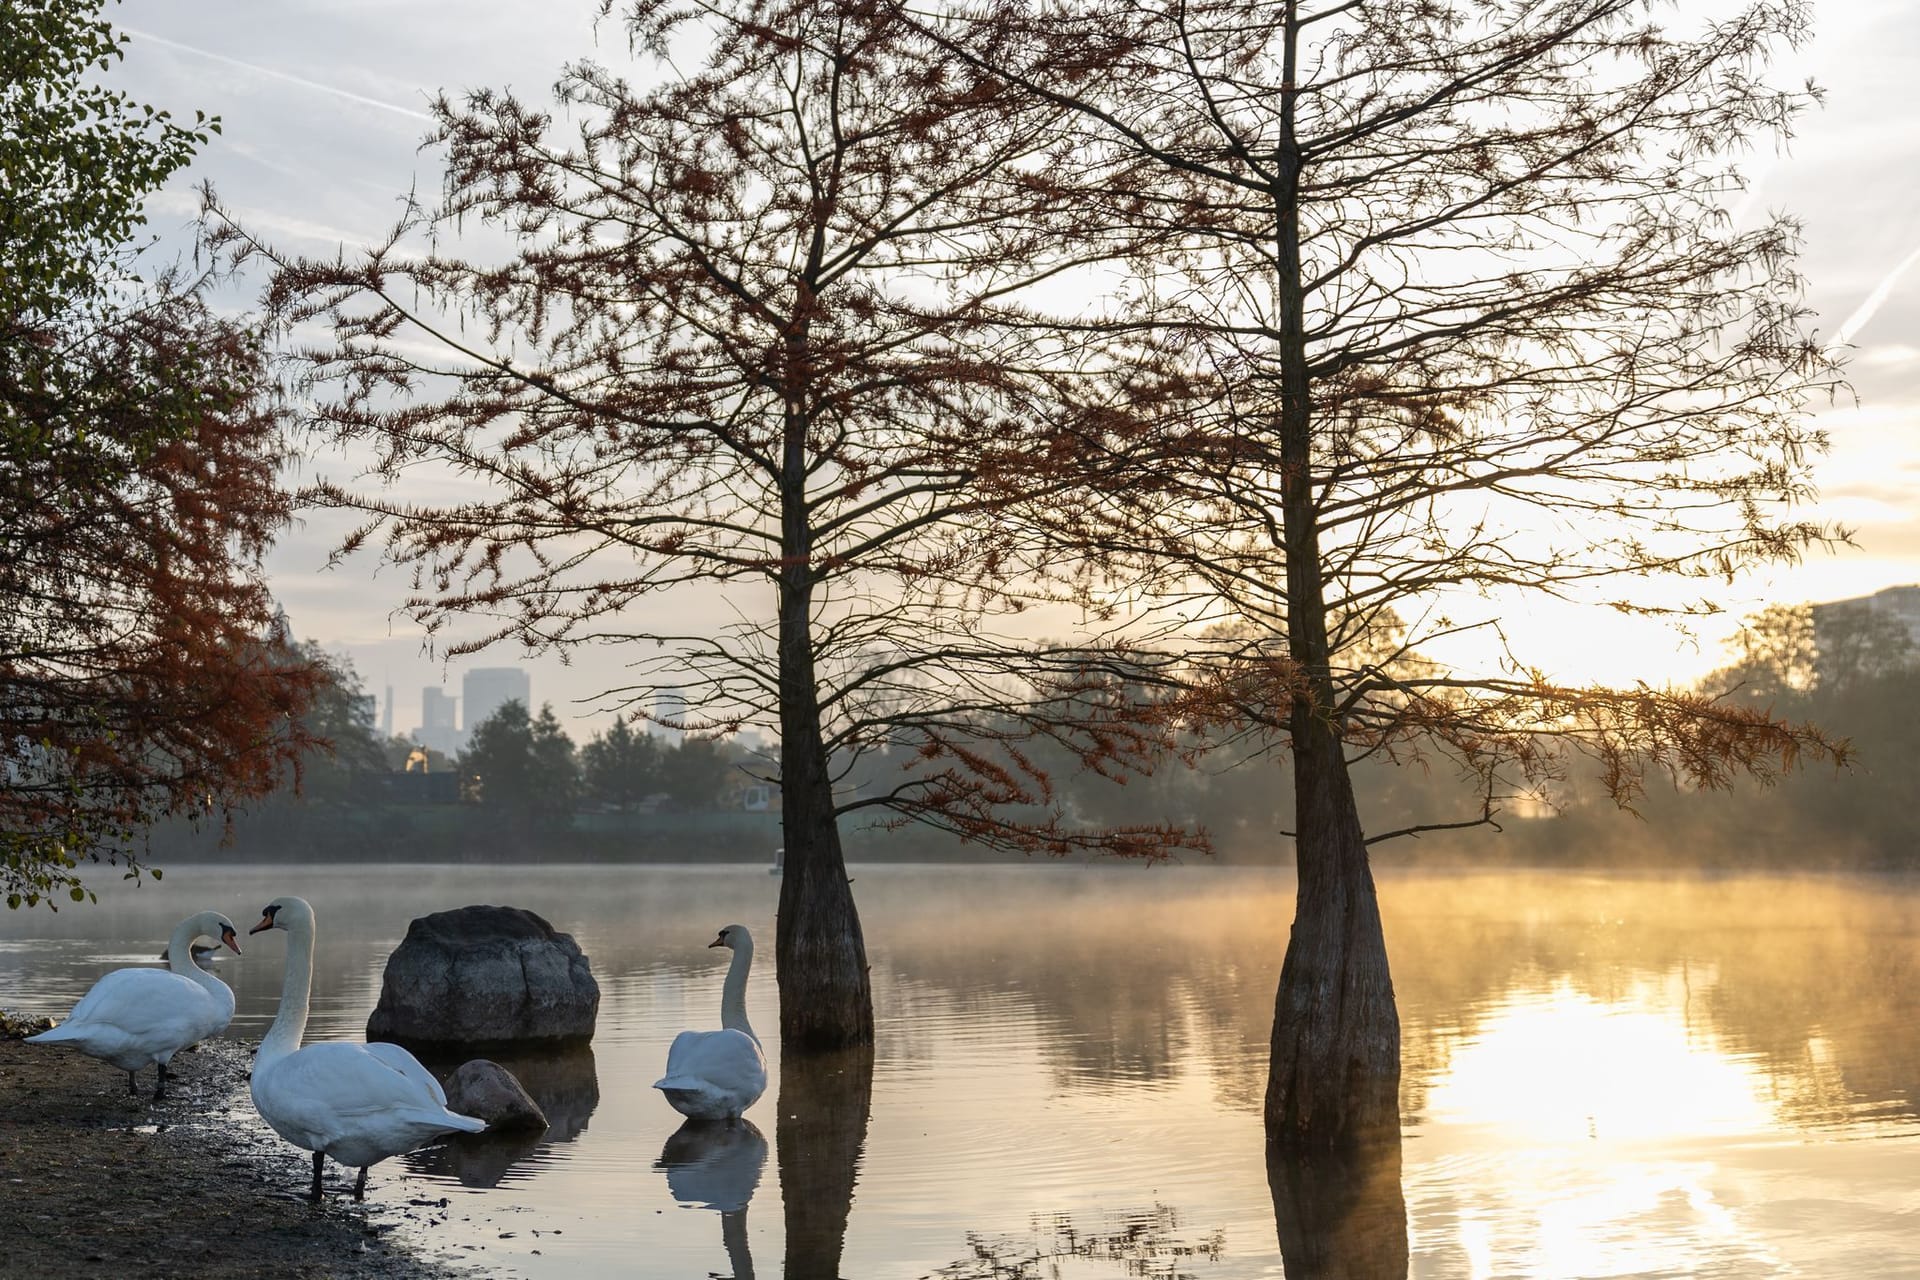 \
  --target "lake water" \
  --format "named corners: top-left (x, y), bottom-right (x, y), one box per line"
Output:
top-left (3, 862), bottom-right (1918, 1278)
